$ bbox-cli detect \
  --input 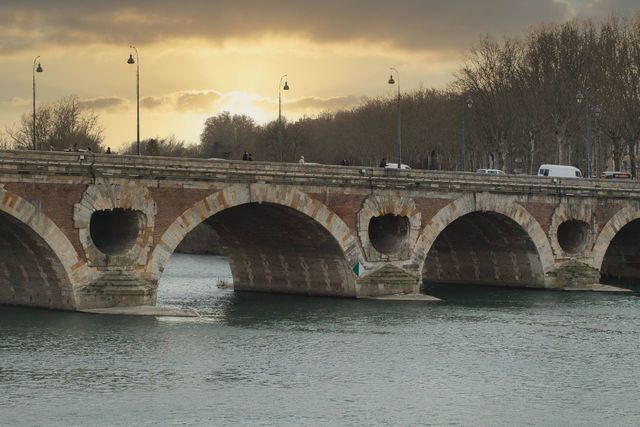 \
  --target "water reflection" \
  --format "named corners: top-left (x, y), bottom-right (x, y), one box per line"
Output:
top-left (2, 254), bottom-right (640, 425)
